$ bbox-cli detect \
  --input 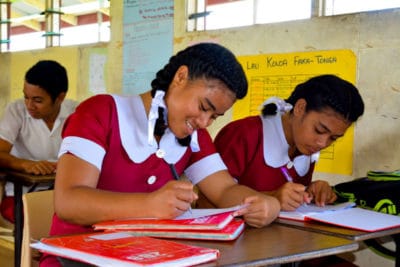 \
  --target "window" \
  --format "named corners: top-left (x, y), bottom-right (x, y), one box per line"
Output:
top-left (256, 0), bottom-right (311, 24)
top-left (324, 0), bottom-right (400, 15)
top-left (188, 0), bottom-right (400, 31)
top-left (202, 0), bottom-right (254, 30)
top-left (3, 0), bottom-right (110, 52)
